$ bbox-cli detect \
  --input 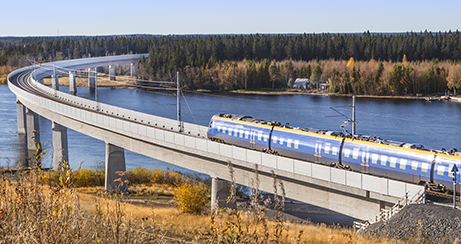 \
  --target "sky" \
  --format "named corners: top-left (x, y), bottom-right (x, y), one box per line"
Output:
top-left (1, 0), bottom-right (460, 37)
